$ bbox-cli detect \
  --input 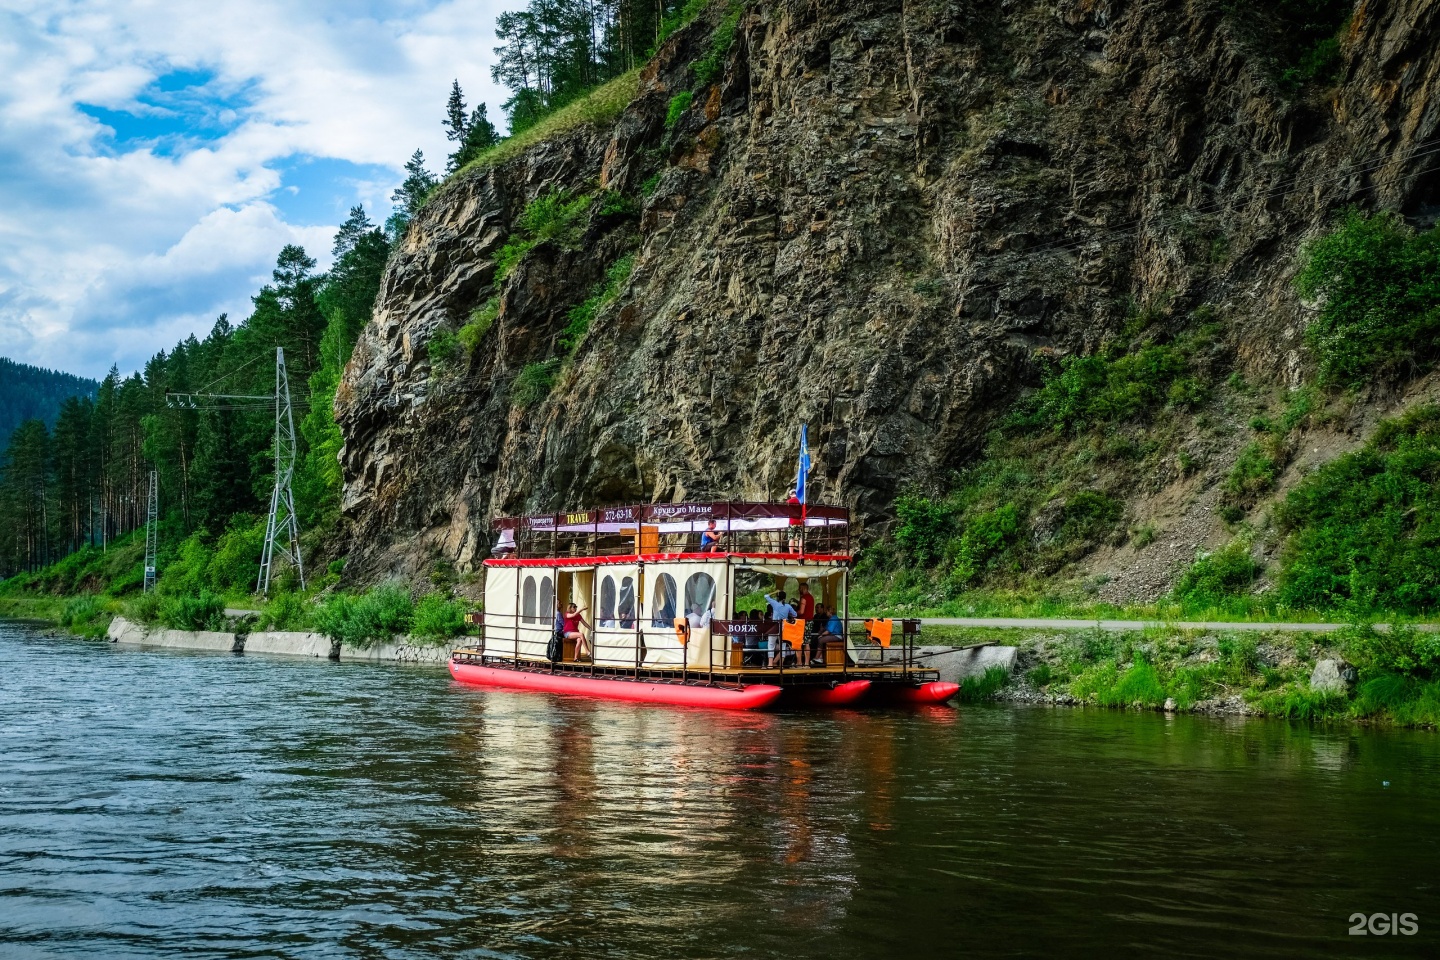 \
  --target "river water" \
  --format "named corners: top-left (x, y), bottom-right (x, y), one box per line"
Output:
top-left (1, 621), bottom-right (1437, 958)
